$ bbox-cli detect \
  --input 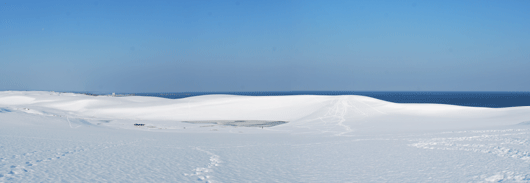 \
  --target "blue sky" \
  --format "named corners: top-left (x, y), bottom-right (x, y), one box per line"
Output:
top-left (1, 0), bottom-right (529, 92)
